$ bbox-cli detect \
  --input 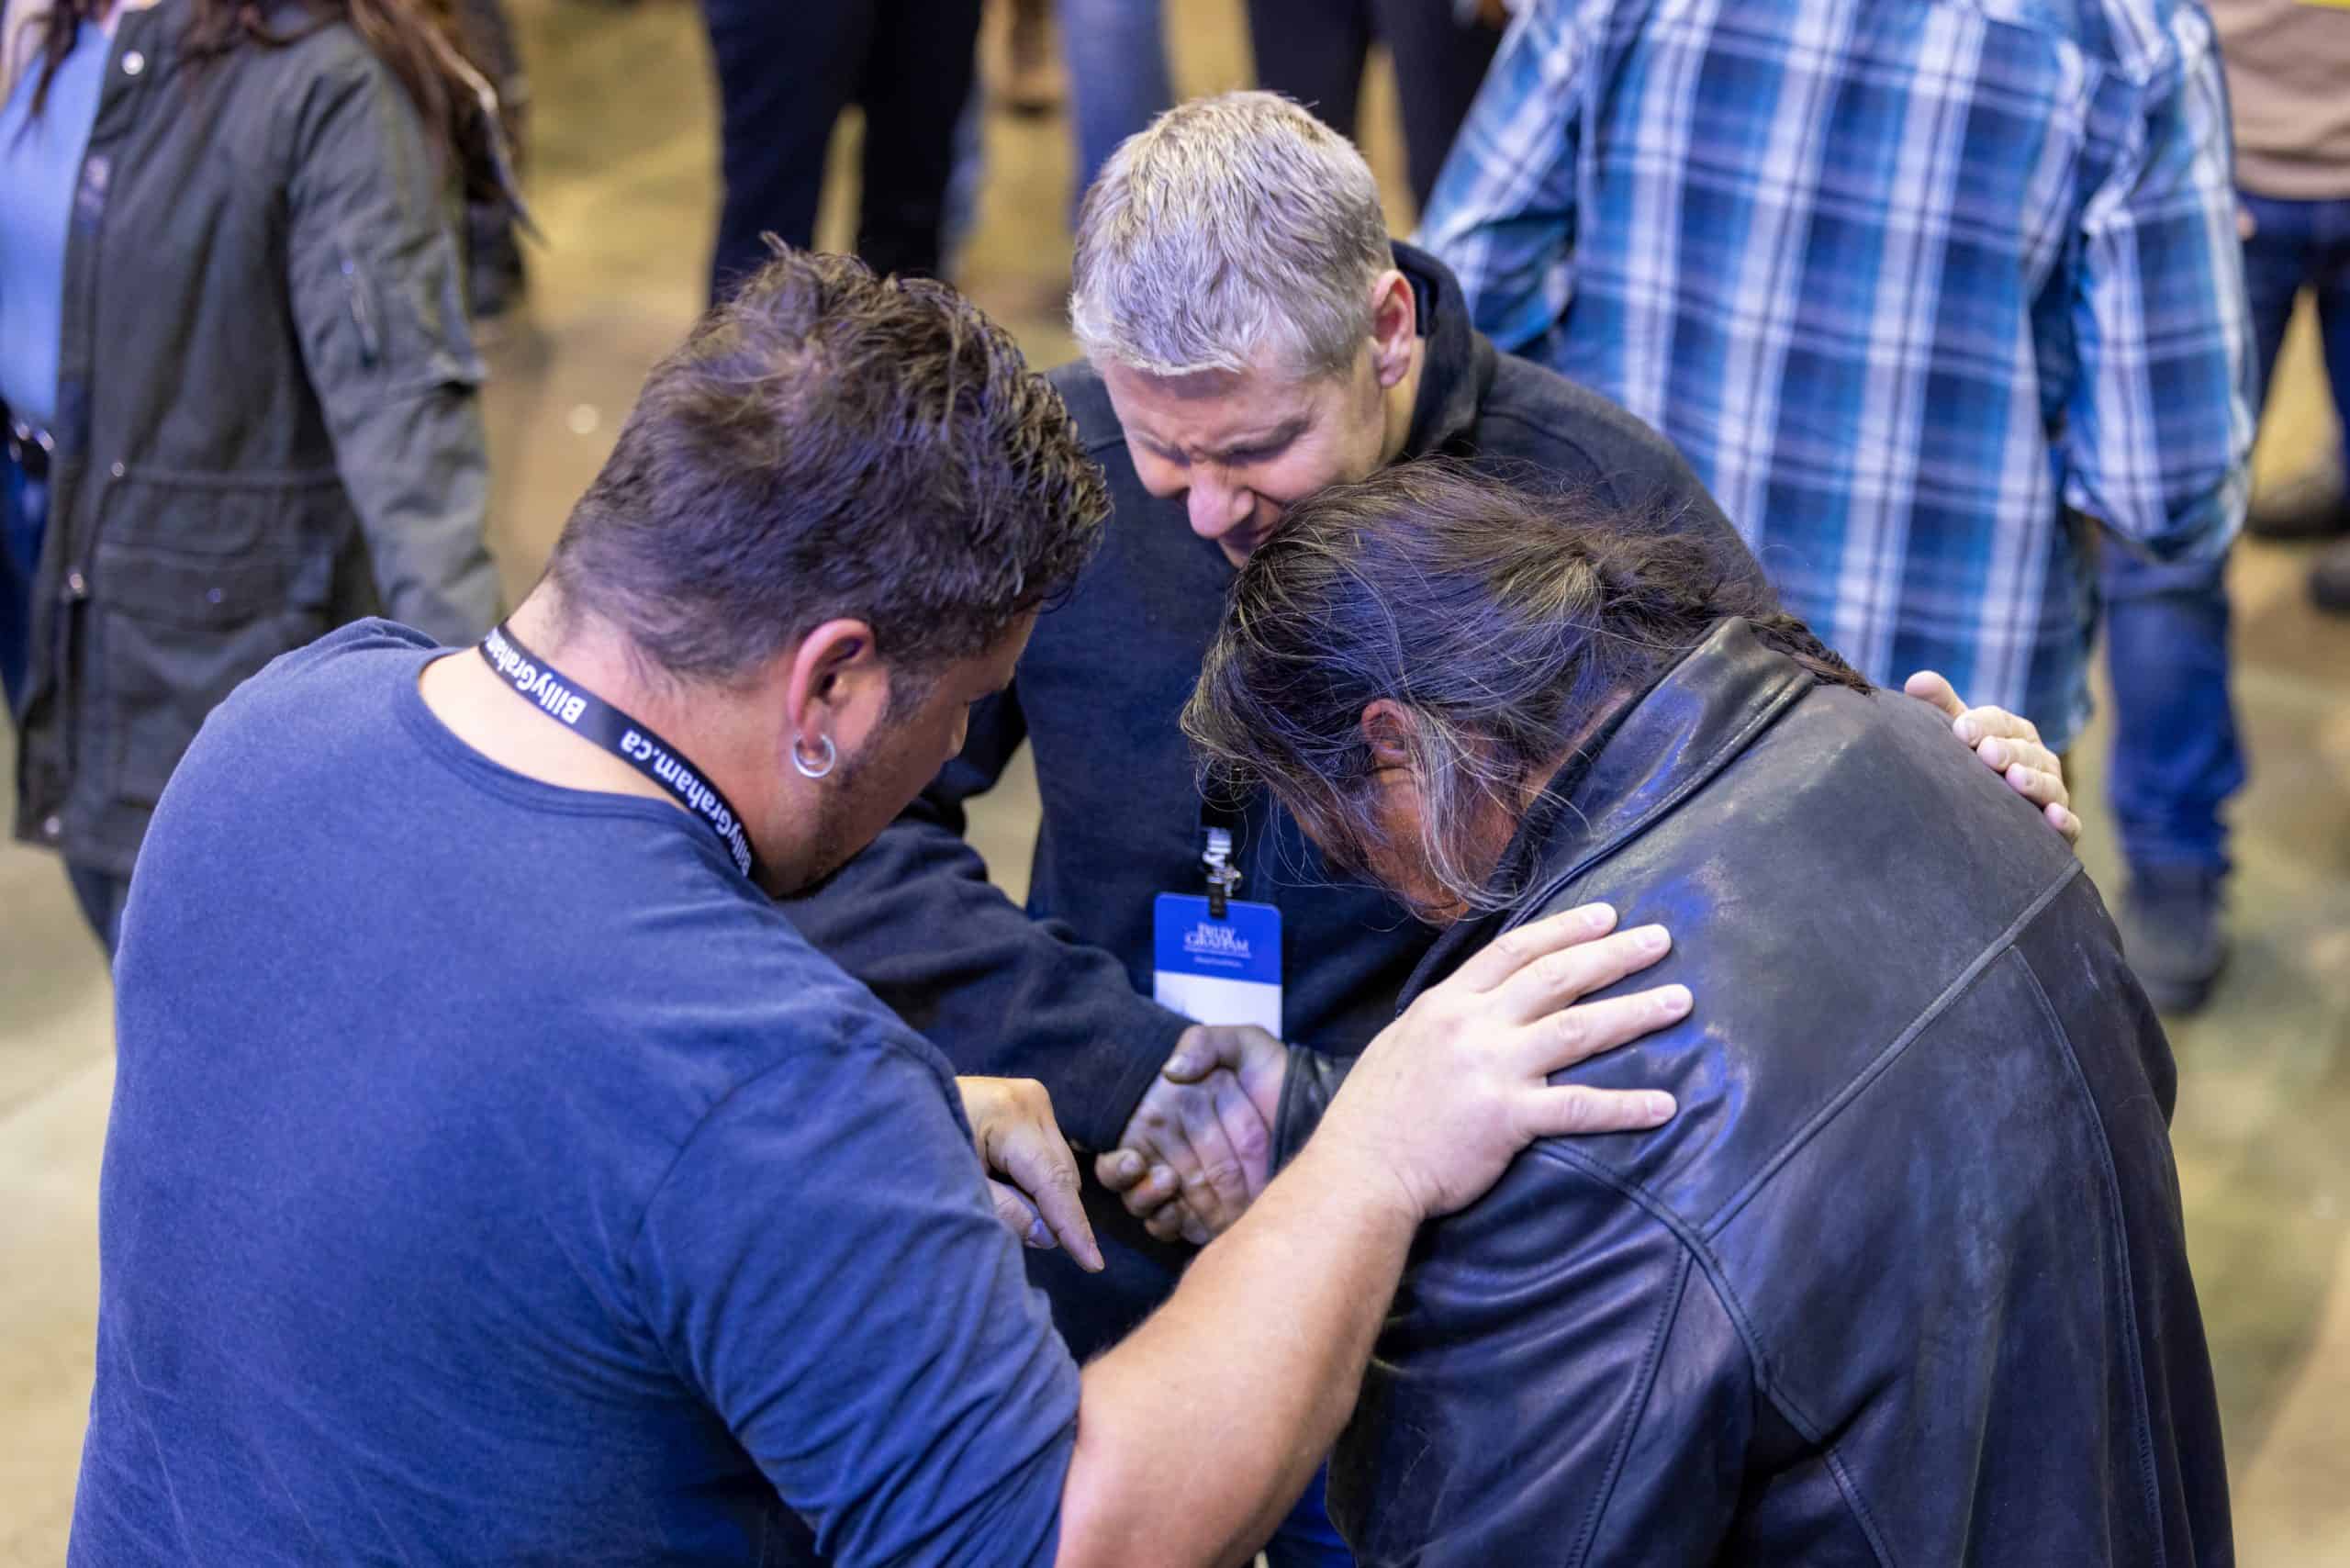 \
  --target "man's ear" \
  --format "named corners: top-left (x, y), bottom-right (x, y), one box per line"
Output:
top-left (1360, 698), bottom-right (1416, 767)
top-left (785, 619), bottom-right (889, 758)
top-left (1368, 270), bottom-right (1418, 389)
